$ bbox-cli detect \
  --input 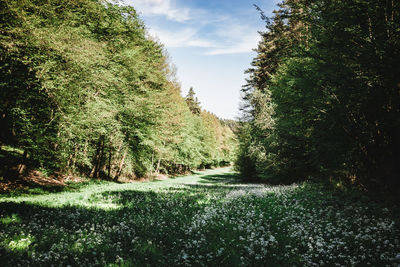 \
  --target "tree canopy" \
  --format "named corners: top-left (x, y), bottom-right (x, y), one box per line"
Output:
top-left (236, 0), bottom-right (400, 199)
top-left (0, 0), bottom-right (237, 180)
